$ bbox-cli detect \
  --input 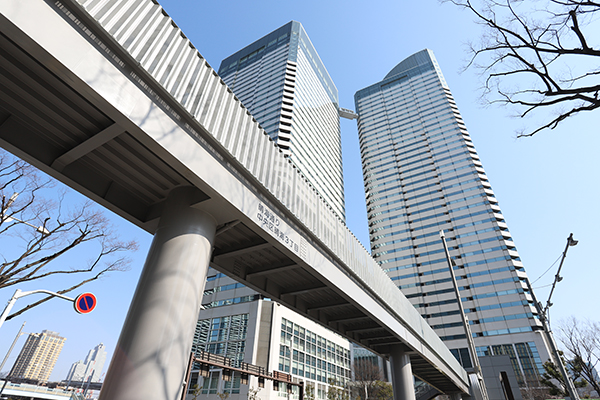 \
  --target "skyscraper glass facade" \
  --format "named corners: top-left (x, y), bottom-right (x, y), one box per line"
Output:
top-left (65, 343), bottom-right (107, 383)
top-left (354, 49), bottom-right (549, 384)
top-left (218, 21), bottom-right (345, 221)
top-left (188, 22), bottom-right (349, 400)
